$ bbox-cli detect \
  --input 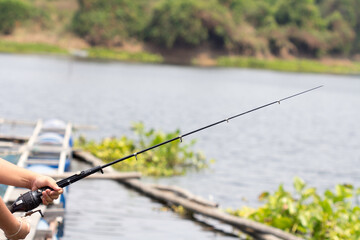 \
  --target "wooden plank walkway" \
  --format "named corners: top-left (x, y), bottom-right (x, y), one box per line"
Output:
top-left (73, 150), bottom-right (303, 240)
